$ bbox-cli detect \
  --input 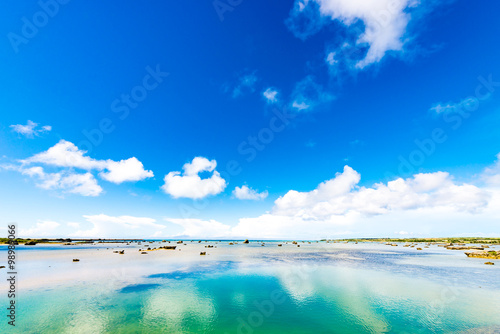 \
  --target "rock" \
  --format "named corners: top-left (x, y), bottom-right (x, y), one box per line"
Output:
top-left (25, 241), bottom-right (37, 245)
top-left (141, 252), bottom-right (148, 254)
top-left (446, 246), bottom-right (484, 250)
top-left (297, 245), bottom-right (300, 247)
top-left (485, 262), bottom-right (494, 265)
top-left (229, 242), bottom-right (234, 245)
top-left (73, 259), bottom-right (80, 262)
top-left (417, 248), bottom-right (422, 250)
top-left (0, 266), bottom-right (6, 269)
top-left (119, 250), bottom-right (125, 254)
top-left (177, 241), bottom-right (183, 244)
top-left (243, 239), bottom-right (249, 244)
top-left (292, 241), bottom-right (298, 245)
top-left (465, 250), bottom-right (500, 259)
top-left (200, 252), bottom-right (206, 255)
top-left (278, 244), bottom-right (282, 247)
